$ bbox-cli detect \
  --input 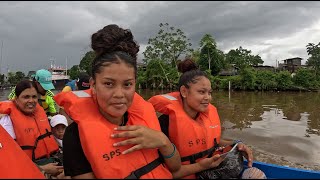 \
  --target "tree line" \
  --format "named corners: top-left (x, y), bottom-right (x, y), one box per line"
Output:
top-left (2, 23), bottom-right (319, 90)
top-left (67, 23), bottom-right (320, 91)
